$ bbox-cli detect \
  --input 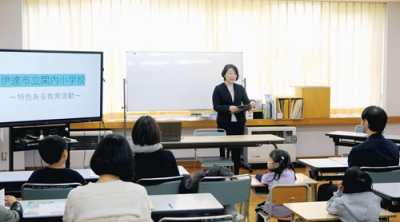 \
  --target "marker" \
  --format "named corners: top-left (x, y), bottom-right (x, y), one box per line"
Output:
top-left (168, 204), bottom-right (173, 209)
